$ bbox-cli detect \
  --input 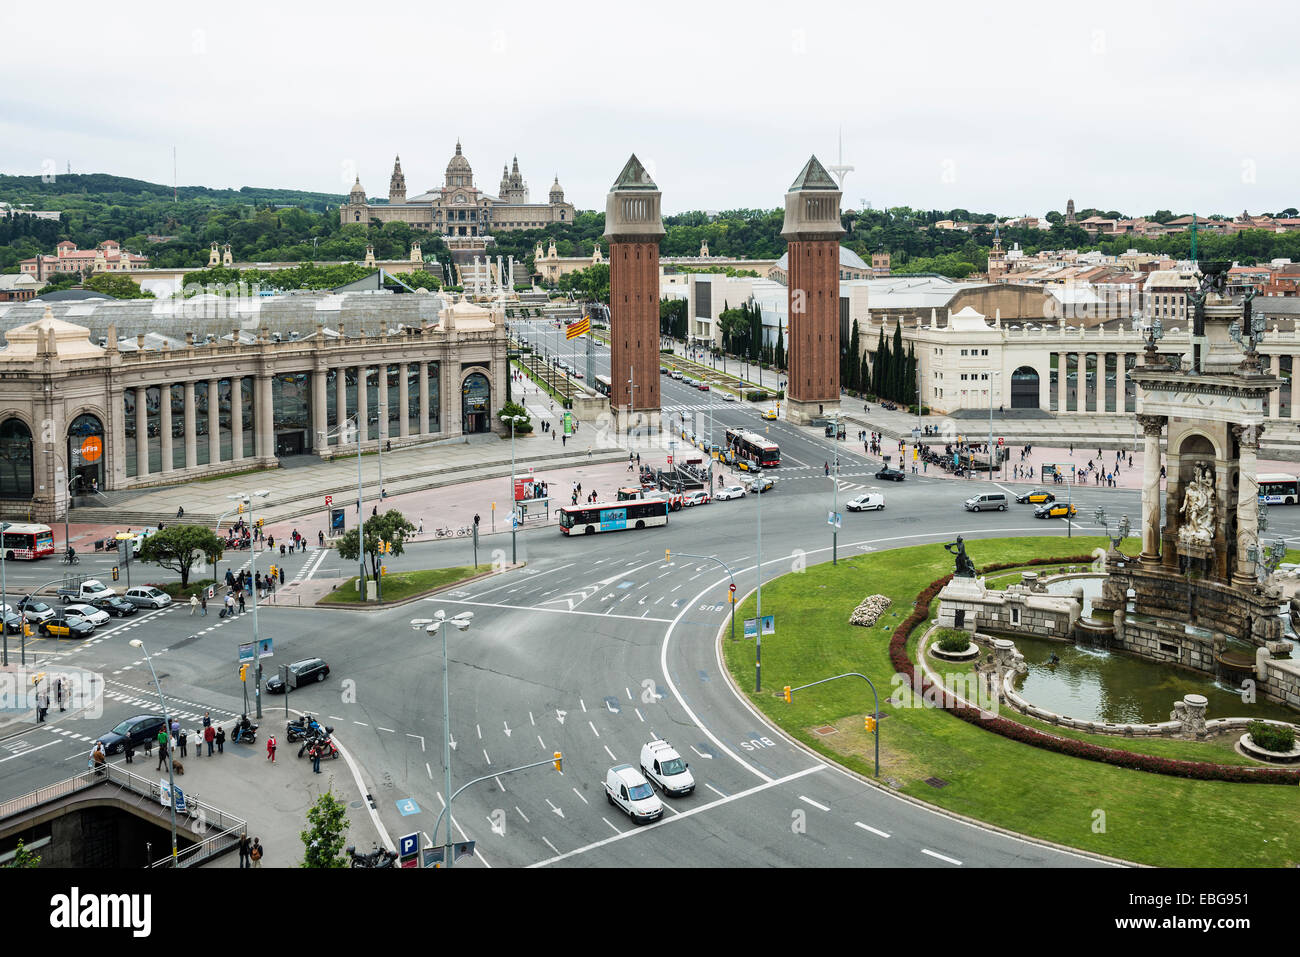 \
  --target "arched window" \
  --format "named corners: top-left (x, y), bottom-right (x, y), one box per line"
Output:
top-left (68, 413), bottom-right (105, 493)
top-left (0, 418), bottom-right (34, 499)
